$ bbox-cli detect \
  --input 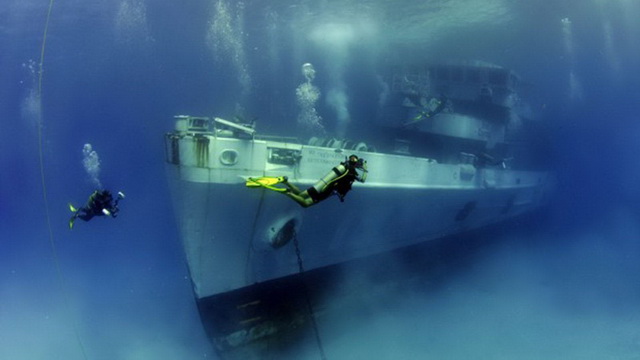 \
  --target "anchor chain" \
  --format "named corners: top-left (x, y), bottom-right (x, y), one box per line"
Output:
top-left (292, 231), bottom-right (327, 360)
